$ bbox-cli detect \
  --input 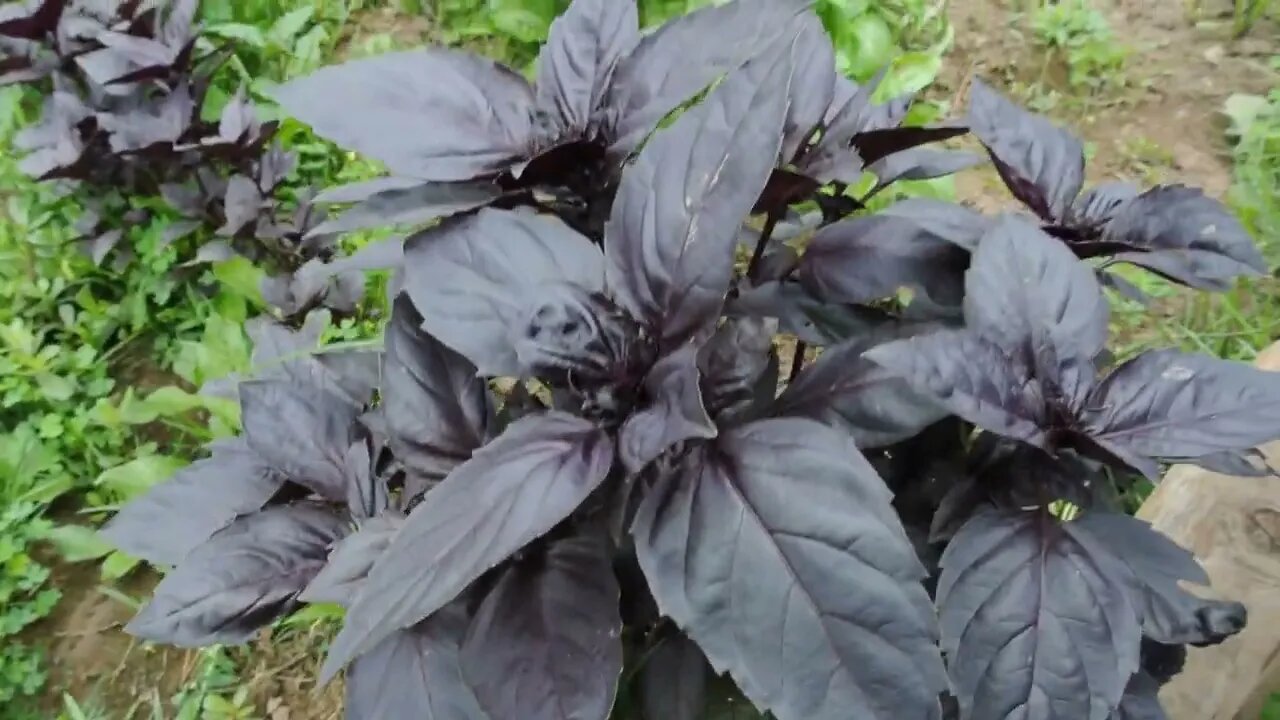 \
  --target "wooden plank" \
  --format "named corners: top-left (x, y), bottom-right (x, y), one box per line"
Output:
top-left (1137, 341), bottom-right (1280, 720)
